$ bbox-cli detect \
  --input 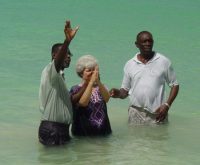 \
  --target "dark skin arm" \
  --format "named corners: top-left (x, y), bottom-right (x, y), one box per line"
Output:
top-left (156, 85), bottom-right (179, 122)
top-left (54, 20), bottom-right (79, 72)
top-left (110, 85), bottom-right (179, 123)
top-left (109, 88), bottom-right (129, 99)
